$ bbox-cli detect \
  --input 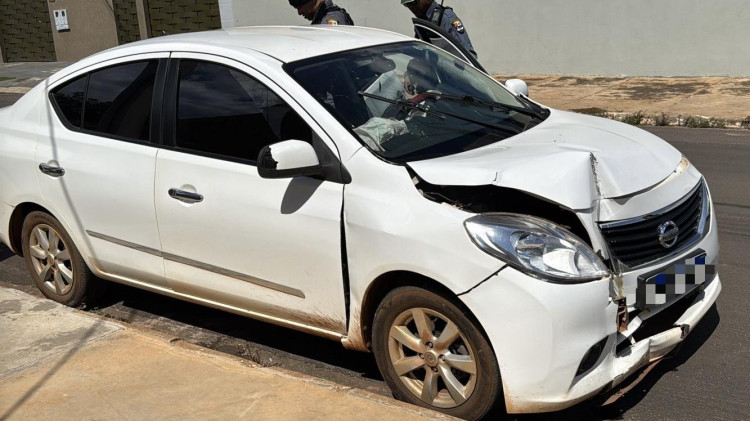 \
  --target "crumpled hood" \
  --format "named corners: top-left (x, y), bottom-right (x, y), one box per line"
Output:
top-left (407, 109), bottom-right (682, 210)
